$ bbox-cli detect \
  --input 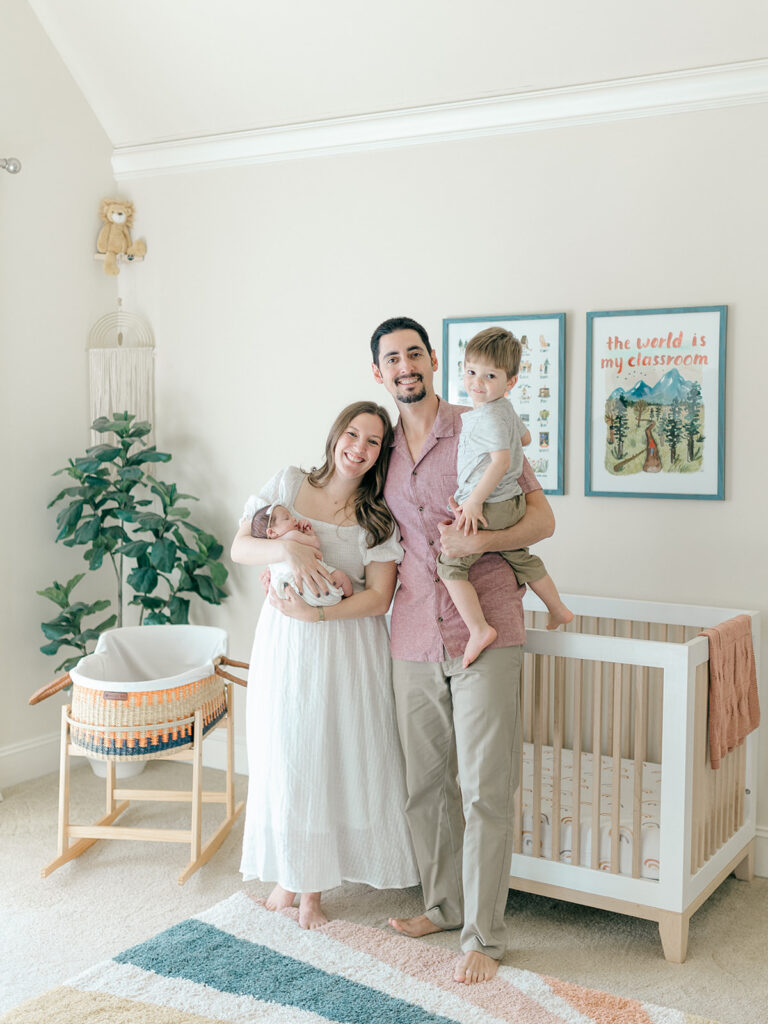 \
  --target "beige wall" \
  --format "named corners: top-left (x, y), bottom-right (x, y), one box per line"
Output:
top-left (121, 102), bottom-right (768, 839)
top-left (4, 0), bottom-right (767, 866)
top-left (0, 0), bottom-right (116, 781)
